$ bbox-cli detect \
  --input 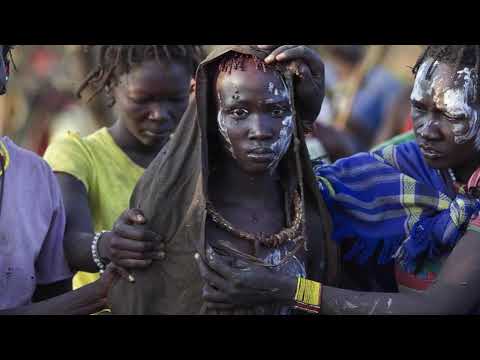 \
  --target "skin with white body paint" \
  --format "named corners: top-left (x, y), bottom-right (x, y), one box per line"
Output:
top-left (411, 60), bottom-right (480, 148)
top-left (216, 68), bottom-right (293, 174)
top-left (266, 76), bottom-right (293, 173)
